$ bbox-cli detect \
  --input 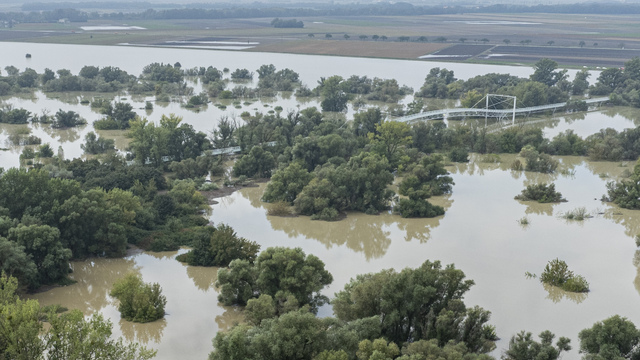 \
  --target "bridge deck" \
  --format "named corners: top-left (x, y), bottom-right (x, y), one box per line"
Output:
top-left (395, 97), bottom-right (609, 123)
